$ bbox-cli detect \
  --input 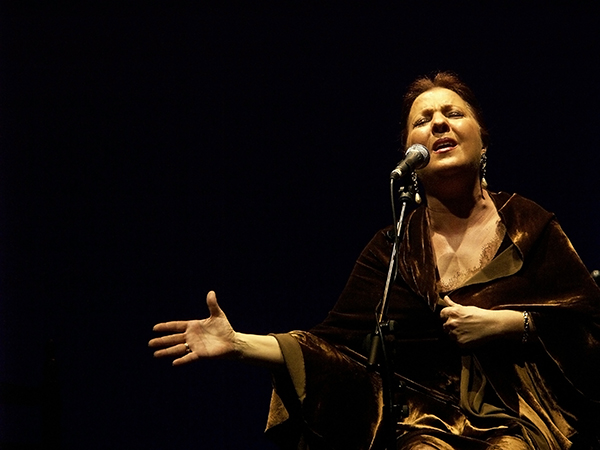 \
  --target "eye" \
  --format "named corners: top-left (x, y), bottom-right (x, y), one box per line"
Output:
top-left (413, 117), bottom-right (429, 127)
top-left (447, 110), bottom-right (465, 118)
